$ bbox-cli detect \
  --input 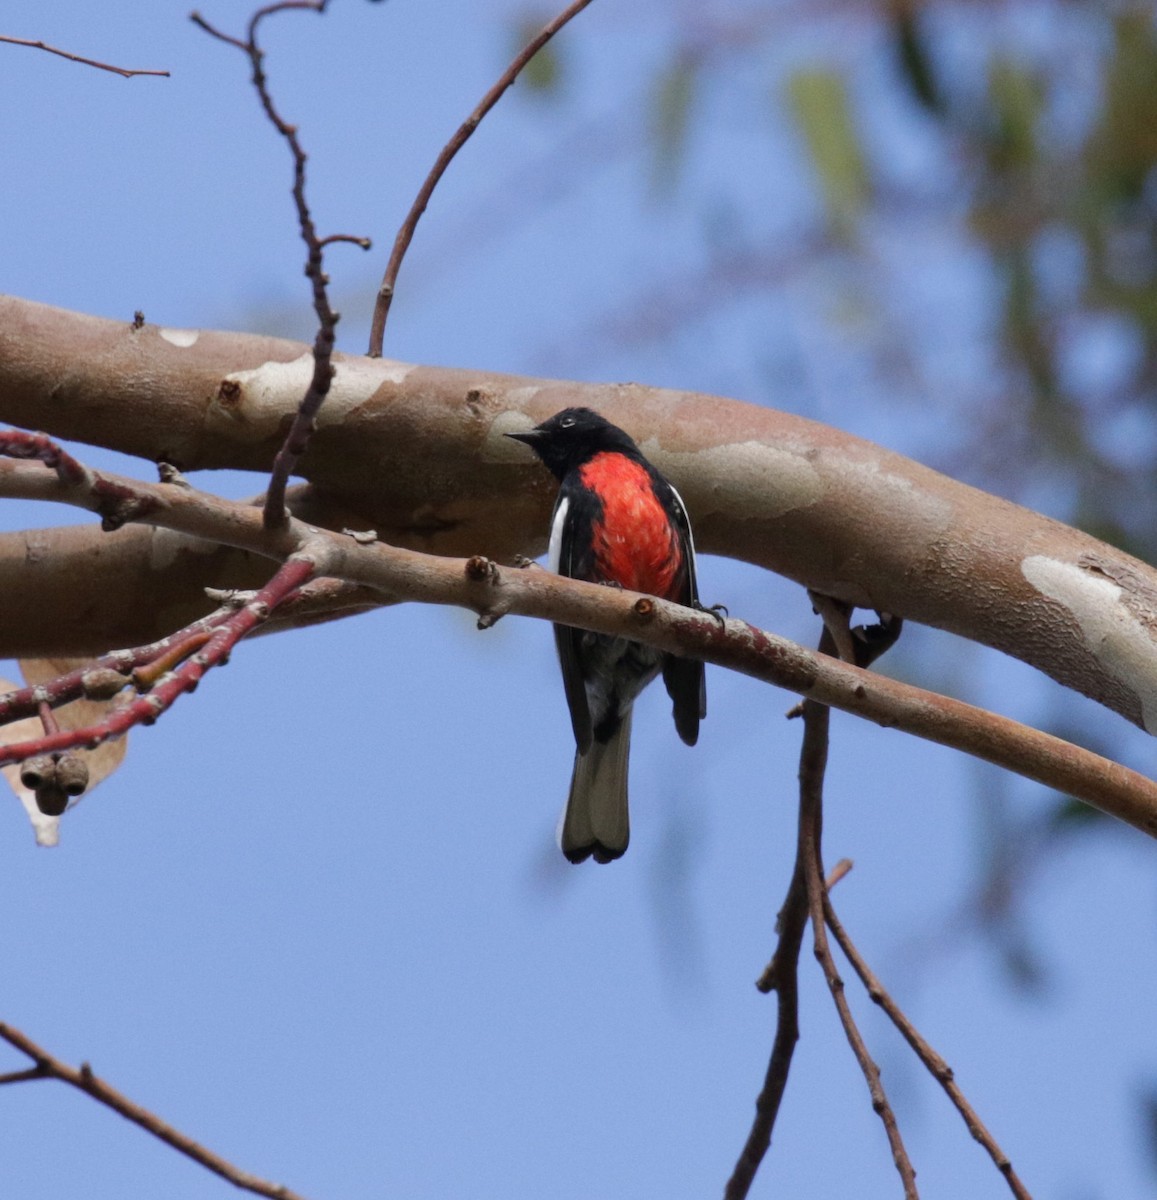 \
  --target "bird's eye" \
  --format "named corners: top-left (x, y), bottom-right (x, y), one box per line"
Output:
top-left (560, 416), bottom-right (576, 428)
